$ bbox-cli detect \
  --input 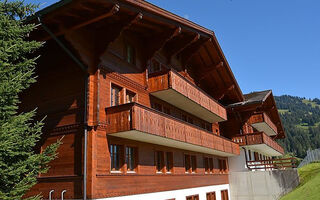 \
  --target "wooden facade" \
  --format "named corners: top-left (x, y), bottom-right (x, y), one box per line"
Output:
top-left (22, 0), bottom-right (285, 199)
